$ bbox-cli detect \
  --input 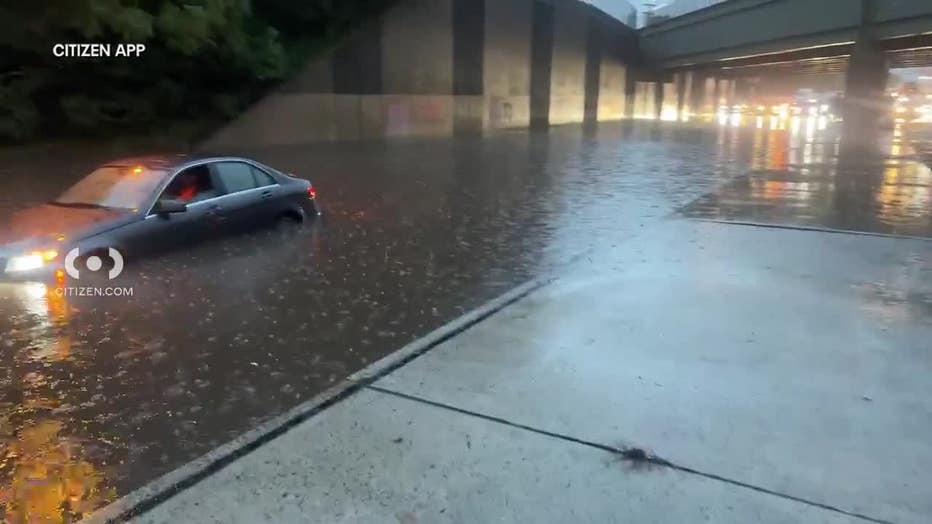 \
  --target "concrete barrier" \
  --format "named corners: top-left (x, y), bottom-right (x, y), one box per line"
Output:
top-left (203, 0), bottom-right (639, 148)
